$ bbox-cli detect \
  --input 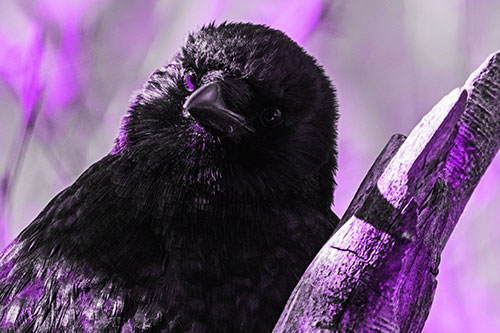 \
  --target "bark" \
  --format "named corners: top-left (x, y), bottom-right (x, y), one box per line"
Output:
top-left (274, 51), bottom-right (500, 332)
